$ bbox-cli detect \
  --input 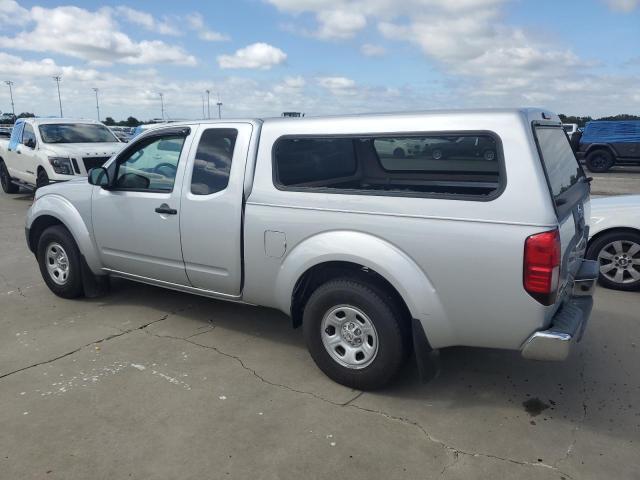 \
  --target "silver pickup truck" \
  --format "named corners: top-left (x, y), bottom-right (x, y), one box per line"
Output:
top-left (25, 109), bottom-right (598, 389)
